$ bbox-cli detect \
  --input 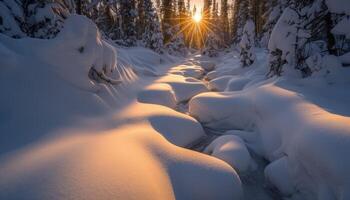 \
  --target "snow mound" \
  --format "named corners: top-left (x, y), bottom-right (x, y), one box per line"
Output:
top-left (0, 122), bottom-right (243, 200)
top-left (157, 74), bottom-right (208, 103)
top-left (189, 84), bottom-right (350, 199)
top-left (169, 64), bottom-right (205, 79)
top-left (204, 135), bottom-right (255, 173)
top-left (137, 83), bottom-right (177, 109)
top-left (208, 76), bottom-right (235, 91)
top-left (264, 157), bottom-right (294, 195)
top-left (189, 92), bottom-right (254, 131)
top-left (117, 102), bottom-right (206, 147)
top-left (225, 77), bottom-right (251, 91)
top-left (117, 47), bottom-right (171, 76)
top-left (199, 61), bottom-right (216, 71)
